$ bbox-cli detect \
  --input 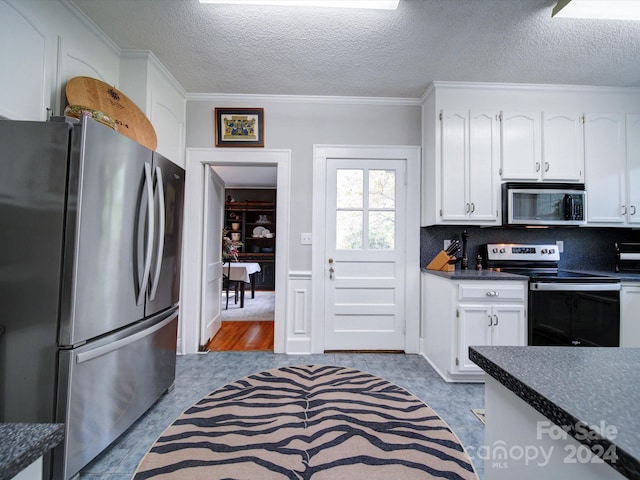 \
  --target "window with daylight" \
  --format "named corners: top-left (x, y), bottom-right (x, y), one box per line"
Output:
top-left (335, 168), bottom-right (396, 250)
